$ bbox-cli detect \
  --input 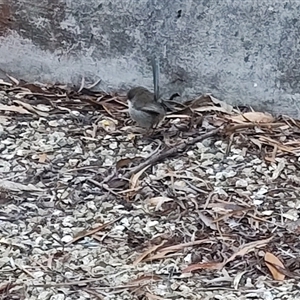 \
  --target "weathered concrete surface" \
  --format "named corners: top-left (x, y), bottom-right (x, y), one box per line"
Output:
top-left (0, 0), bottom-right (300, 117)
